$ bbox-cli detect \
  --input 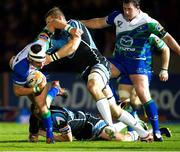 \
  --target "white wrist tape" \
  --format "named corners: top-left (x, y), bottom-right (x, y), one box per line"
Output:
top-left (64, 24), bottom-right (73, 33)
top-left (33, 86), bottom-right (41, 93)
